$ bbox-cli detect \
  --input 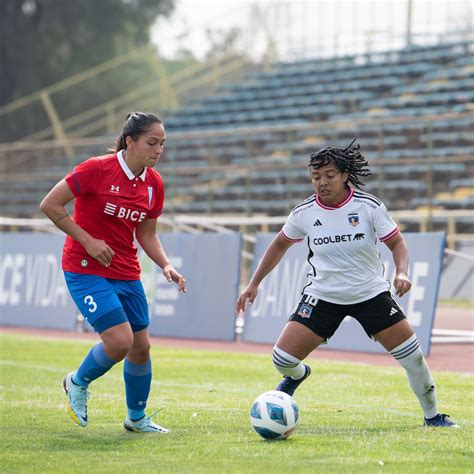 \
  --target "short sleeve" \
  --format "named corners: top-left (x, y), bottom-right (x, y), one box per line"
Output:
top-left (65, 158), bottom-right (101, 196)
top-left (373, 202), bottom-right (399, 242)
top-left (281, 211), bottom-right (305, 242)
top-left (147, 174), bottom-right (164, 219)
